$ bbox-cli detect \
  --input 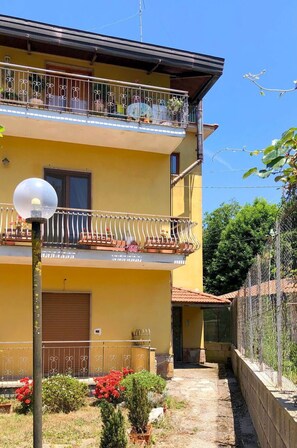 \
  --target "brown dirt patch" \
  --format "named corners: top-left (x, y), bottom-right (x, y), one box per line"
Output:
top-left (154, 363), bottom-right (259, 448)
